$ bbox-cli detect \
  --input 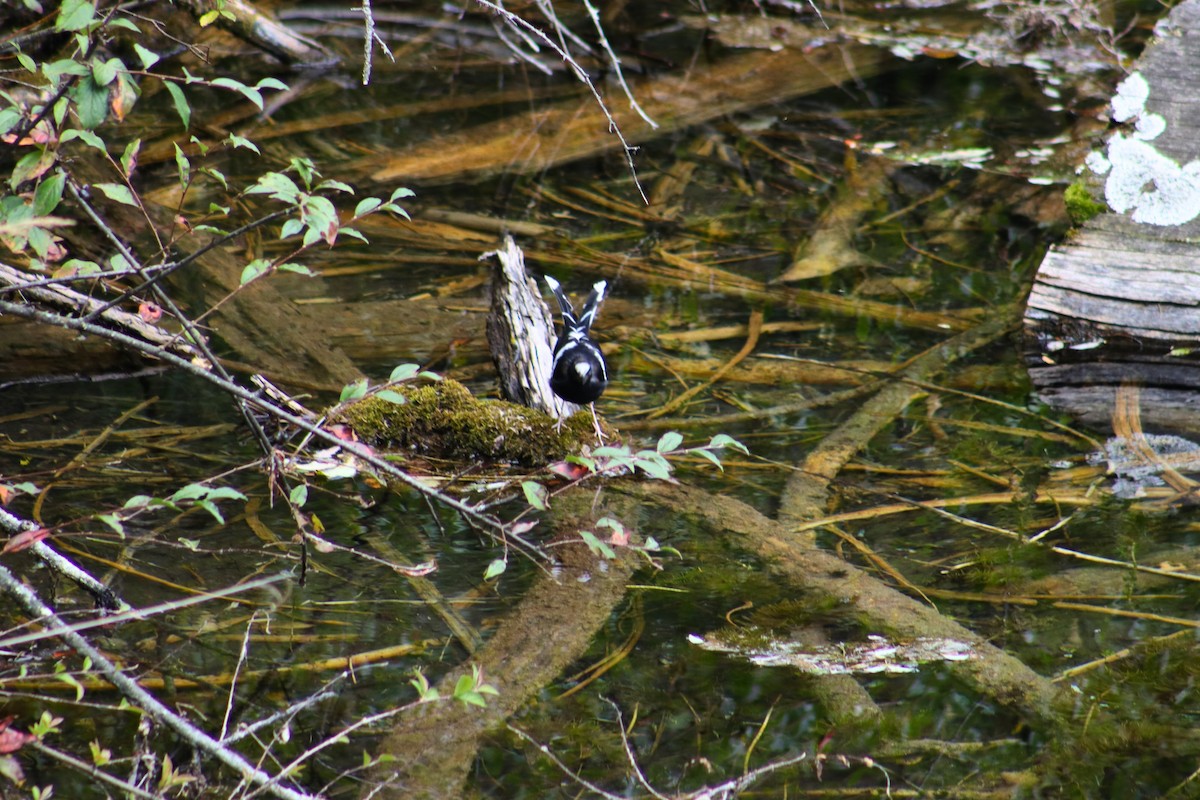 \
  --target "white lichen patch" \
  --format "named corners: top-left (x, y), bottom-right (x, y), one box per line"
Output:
top-left (1089, 71), bottom-right (1200, 226)
top-left (1112, 72), bottom-right (1150, 122)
